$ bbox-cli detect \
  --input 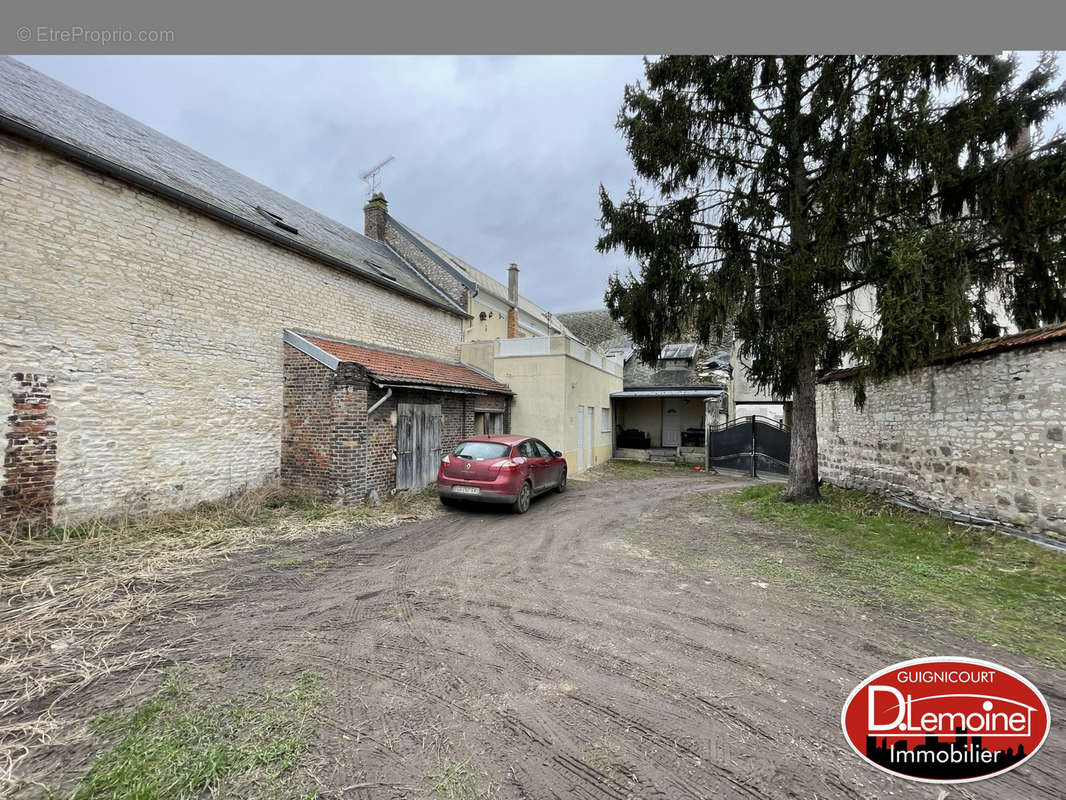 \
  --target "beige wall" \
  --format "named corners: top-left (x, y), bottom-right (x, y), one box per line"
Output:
top-left (463, 293), bottom-right (560, 341)
top-left (562, 356), bottom-right (618, 470)
top-left (460, 337), bottom-right (622, 472)
top-left (457, 340), bottom-right (496, 376)
top-left (818, 341), bottom-right (1066, 537)
top-left (0, 135), bottom-right (463, 524)
top-left (492, 349), bottom-right (569, 450)
top-left (466, 295), bottom-right (515, 341)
